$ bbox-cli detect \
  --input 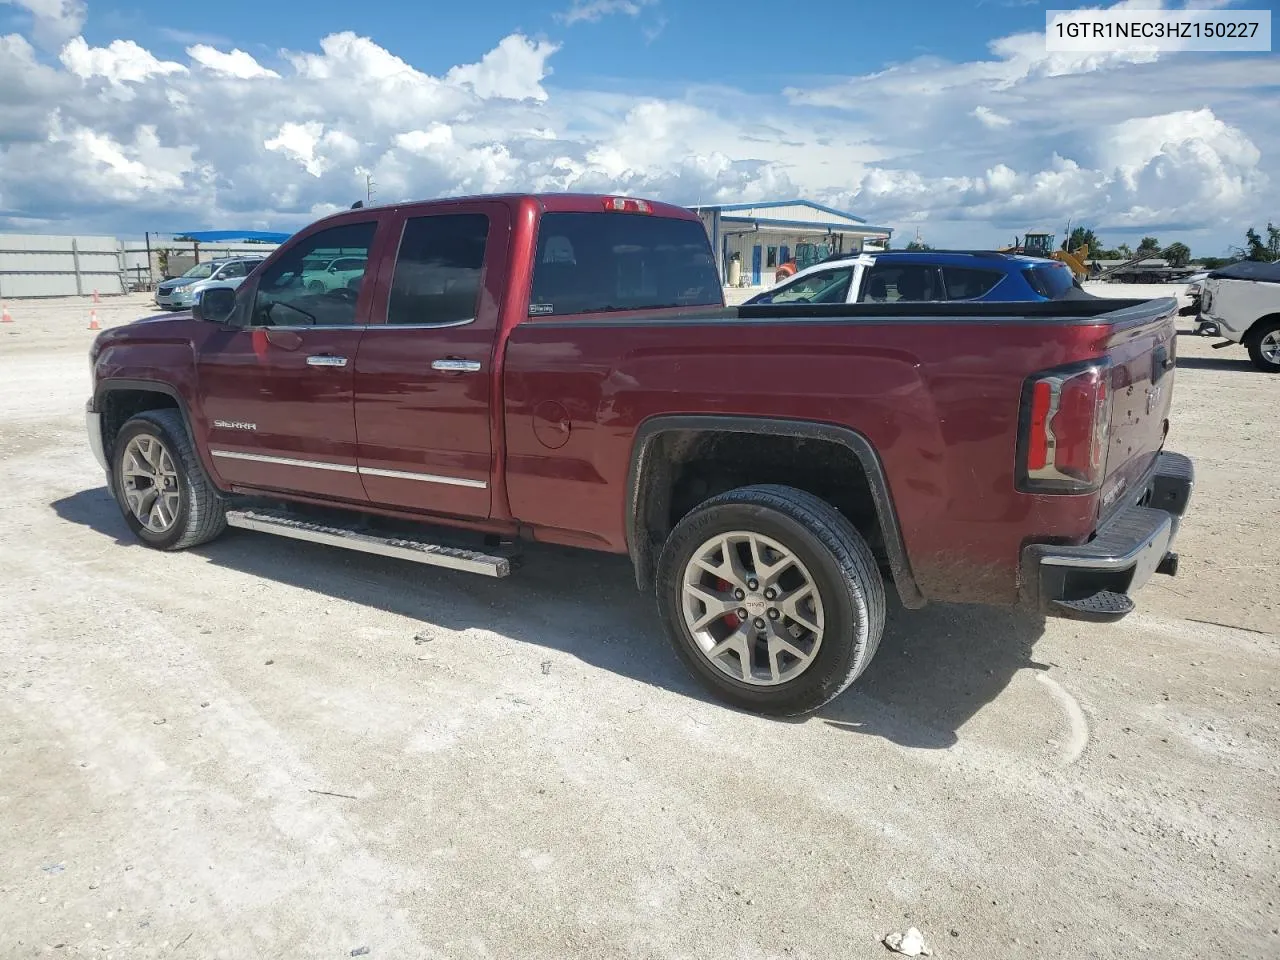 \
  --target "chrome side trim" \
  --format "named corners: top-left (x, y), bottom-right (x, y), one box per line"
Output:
top-left (209, 448), bottom-right (487, 488)
top-left (306, 355), bottom-right (349, 367)
top-left (358, 466), bottom-right (487, 488)
top-left (210, 449), bottom-right (358, 474)
top-left (86, 406), bottom-right (107, 471)
top-left (224, 509), bottom-right (510, 578)
top-left (246, 324), bottom-right (370, 331)
top-left (368, 318), bottom-right (477, 330)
